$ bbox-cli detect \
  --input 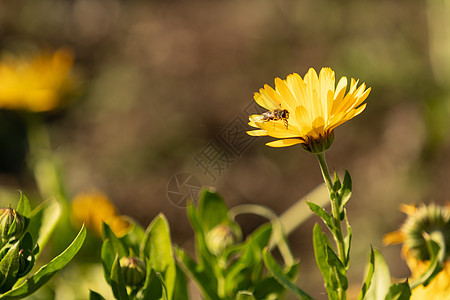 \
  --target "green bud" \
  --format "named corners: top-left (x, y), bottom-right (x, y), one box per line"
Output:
top-left (206, 223), bottom-right (237, 256)
top-left (0, 207), bottom-right (26, 242)
top-left (119, 256), bottom-right (146, 288)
